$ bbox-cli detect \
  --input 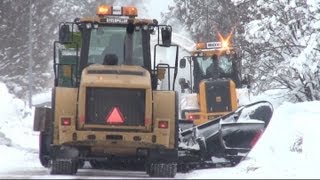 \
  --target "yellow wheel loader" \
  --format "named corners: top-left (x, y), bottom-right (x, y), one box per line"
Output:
top-left (33, 5), bottom-right (179, 177)
top-left (33, 5), bottom-right (274, 177)
top-left (176, 39), bottom-right (274, 170)
top-left (178, 41), bottom-right (242, 126)
top-left (178, 39), bottom-right (271, 126)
